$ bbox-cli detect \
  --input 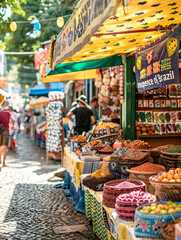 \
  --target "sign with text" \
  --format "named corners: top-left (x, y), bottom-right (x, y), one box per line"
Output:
top-left (135, 25), bottom-right (181, 92)
top-left (52, 0), bottom-right (119, 69)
